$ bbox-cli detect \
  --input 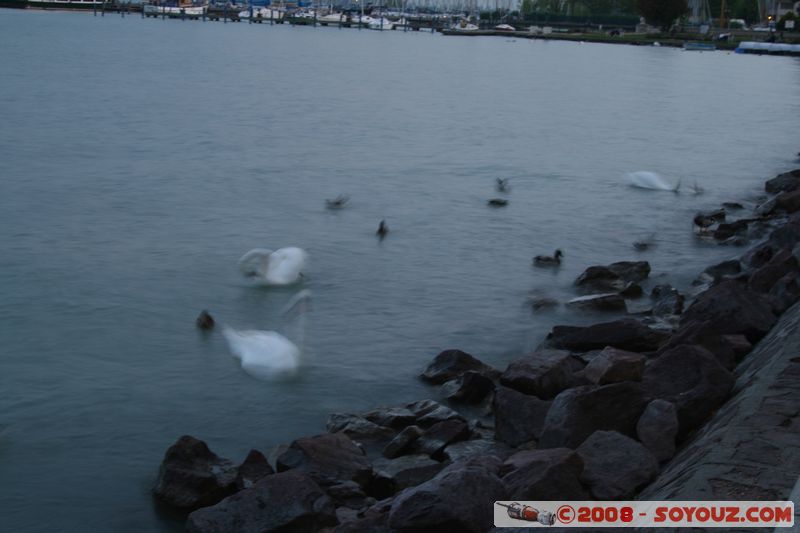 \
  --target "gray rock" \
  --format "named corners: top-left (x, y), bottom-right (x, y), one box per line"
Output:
top-left (326, 414), bottom-right (396, 443)
top-left (768, 272), bottom-right (800, 314)
top-left (703, 259), bottom-right (742, 282)
top-left (493, 385), bottom-right (551, 447)
top-left (501, 448), bottom-right (589, 501)
top-left (405, 399), bottom-right (466, 428)
top-left (749, 248), bottom-right (798, 293)
top-left (774, 189), bottom-right (800, 214)
top-left (714, 220), bottom-right (749, 240)
top-left (544, 318), bottom-right (669, 353)
top-left (765, 169), bottom-right (800, 193)
top-left (583, 347), bottom-right (645, 385)
top-left (636, 399), bottom-right (679, 462)
top-left (567, 293), bottom-right (627, 312)
top-left (153, 435), bottom-right (238, 511)
top-left (235, 449), bottom-right (274, 491)
top-left (442, 438), bottom-right (514, 463)
top-left (577, 430), bottom-right (658, 500)
top-left (575, 261), bottom-right (651, 292)
top-left (327, 480), bottom-right (367, 509)
top-left (275, 433), bottom-right (373, 488)
top-left (680, 280), bottom-right (777, 344)
top-left (642, 344), bottom-right (734, 437)
top-left (362, 407), bottom-right (417, 430)
top-left (538, 382), bottom-right (650, 449)
top-left (388, 456), bottom-right (508, 533)
top-left (415, 419), bottom-right (470, 459)
top-left (332, 515), bottom-right (393, 533)
top-left (382, 425), bottom-right (423, 459)
top-left (650, 284), bottom-right (685, 316)
top-left (420, 349), bottom-right (499, 384)
top-left (370, 454), bottom-right (446, 498)
top-left (500, 350), bottom-right (584, 399)
top-left (446, 371), bottom-right (495, 404)
top-left (186, 471), bottom-right (336, 533)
